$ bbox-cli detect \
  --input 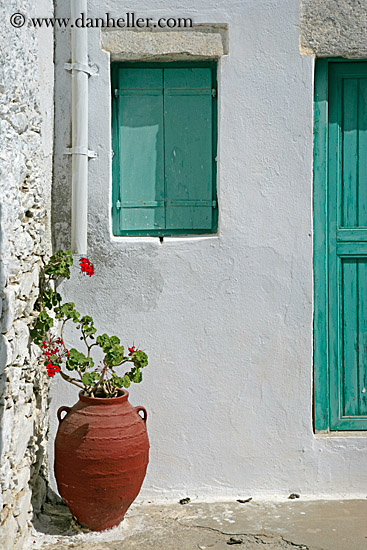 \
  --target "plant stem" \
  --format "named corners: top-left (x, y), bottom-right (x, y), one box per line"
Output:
top-left (61, 319), bottom-right (67, 343)
top-left (115, 358), bottom-right (130, 367)
top-left (81, 327), bottom-right (97, 358)
top-left (88, 342), bottom-right (98, 357)
top-left (59, 370), bottom-right (84, 390)
top-left (97, 361), bottom-right (109, 388)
